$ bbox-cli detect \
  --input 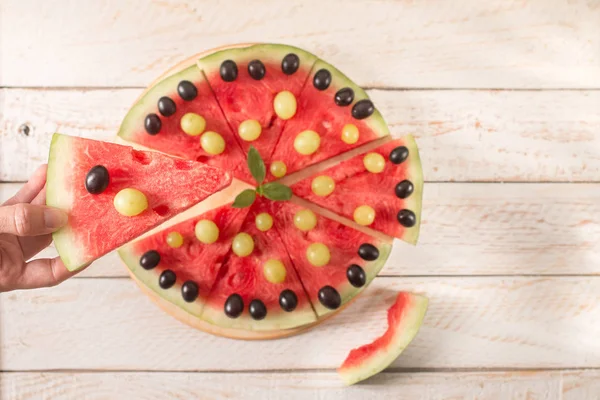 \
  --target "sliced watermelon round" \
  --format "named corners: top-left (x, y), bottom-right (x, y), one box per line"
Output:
top-left (198, 44), bottom-right (318, 163)
top-left (289, 136), bottom-right (423, 244)
top-left (268, 58), bottom-right (390, 179)
top-left (201, 199), bottom-right (317, 331)
top-left (268, 200), bottom-right (392, 317)
top-left (118, 204), bottom-right (248, 317)
top-left (117, 64), bottom-right (252, 183)
top-left (46, 133), bottom-right (232, 271)
top-left (338, 292), bottom-right (428, 385)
